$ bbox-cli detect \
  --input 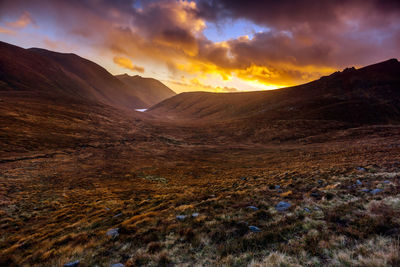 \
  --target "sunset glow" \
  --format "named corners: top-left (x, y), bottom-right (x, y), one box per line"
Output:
top-left (1, 0), bottom-right (399, 92)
